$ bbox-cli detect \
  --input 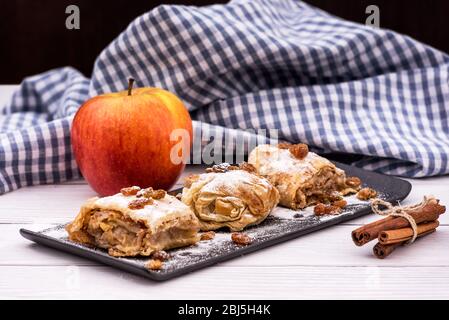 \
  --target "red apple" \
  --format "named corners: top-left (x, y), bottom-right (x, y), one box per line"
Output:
top-left (71, 79), bottom-right (192, 196)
